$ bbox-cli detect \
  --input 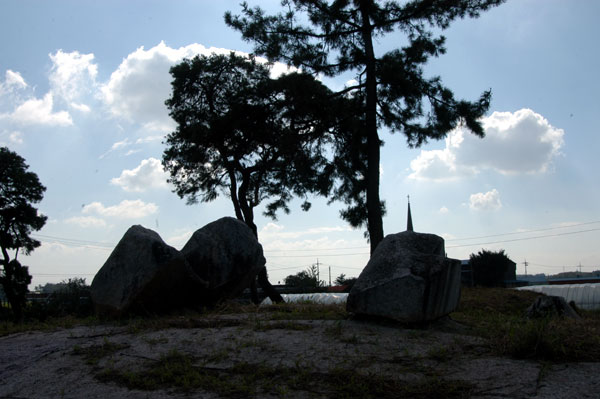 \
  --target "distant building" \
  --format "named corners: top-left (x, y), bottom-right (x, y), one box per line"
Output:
top-left (461, 257), bottom-right (526, 287)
